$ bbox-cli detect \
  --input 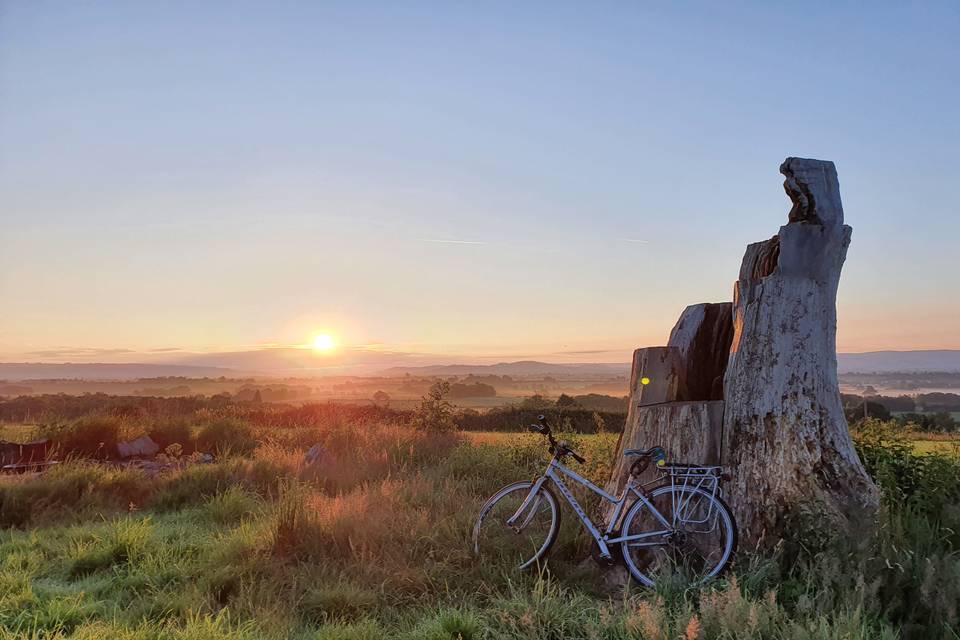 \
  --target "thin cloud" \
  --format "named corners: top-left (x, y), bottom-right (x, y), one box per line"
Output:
top-left (618, 238), bottom-right (649, 244)
top-left (25, 347), bottom-right (136, 358)
top-left (419, 238), bottom-right (487, 245)
top-left (555, 349), bottom-right (615, 355)
top-left (553, 349), bottom-right (633, 358)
